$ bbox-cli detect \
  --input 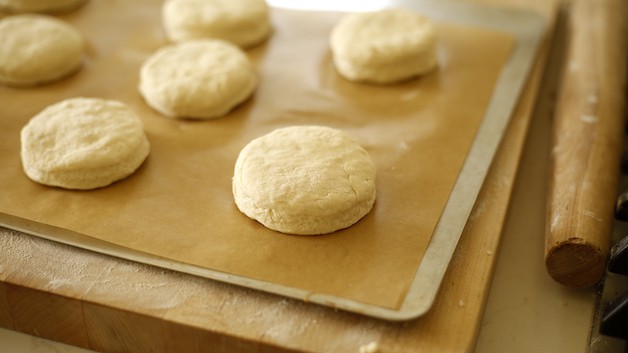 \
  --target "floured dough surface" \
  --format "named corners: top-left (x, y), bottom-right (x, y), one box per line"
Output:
top-left (330, 8), bottom-right (438, 84)
top-left (20, 98), bottom-right (150, 190)
top-left (233, 125), bottom-right (377, 235)
top-left (0, 0), bottom-right (87, 13)
top-left (162, 0), bottom-right (271, 48)
top-left (0, 14), bottom-right (83, 87)
top-left (139, 40), bottom-right (257, 119)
